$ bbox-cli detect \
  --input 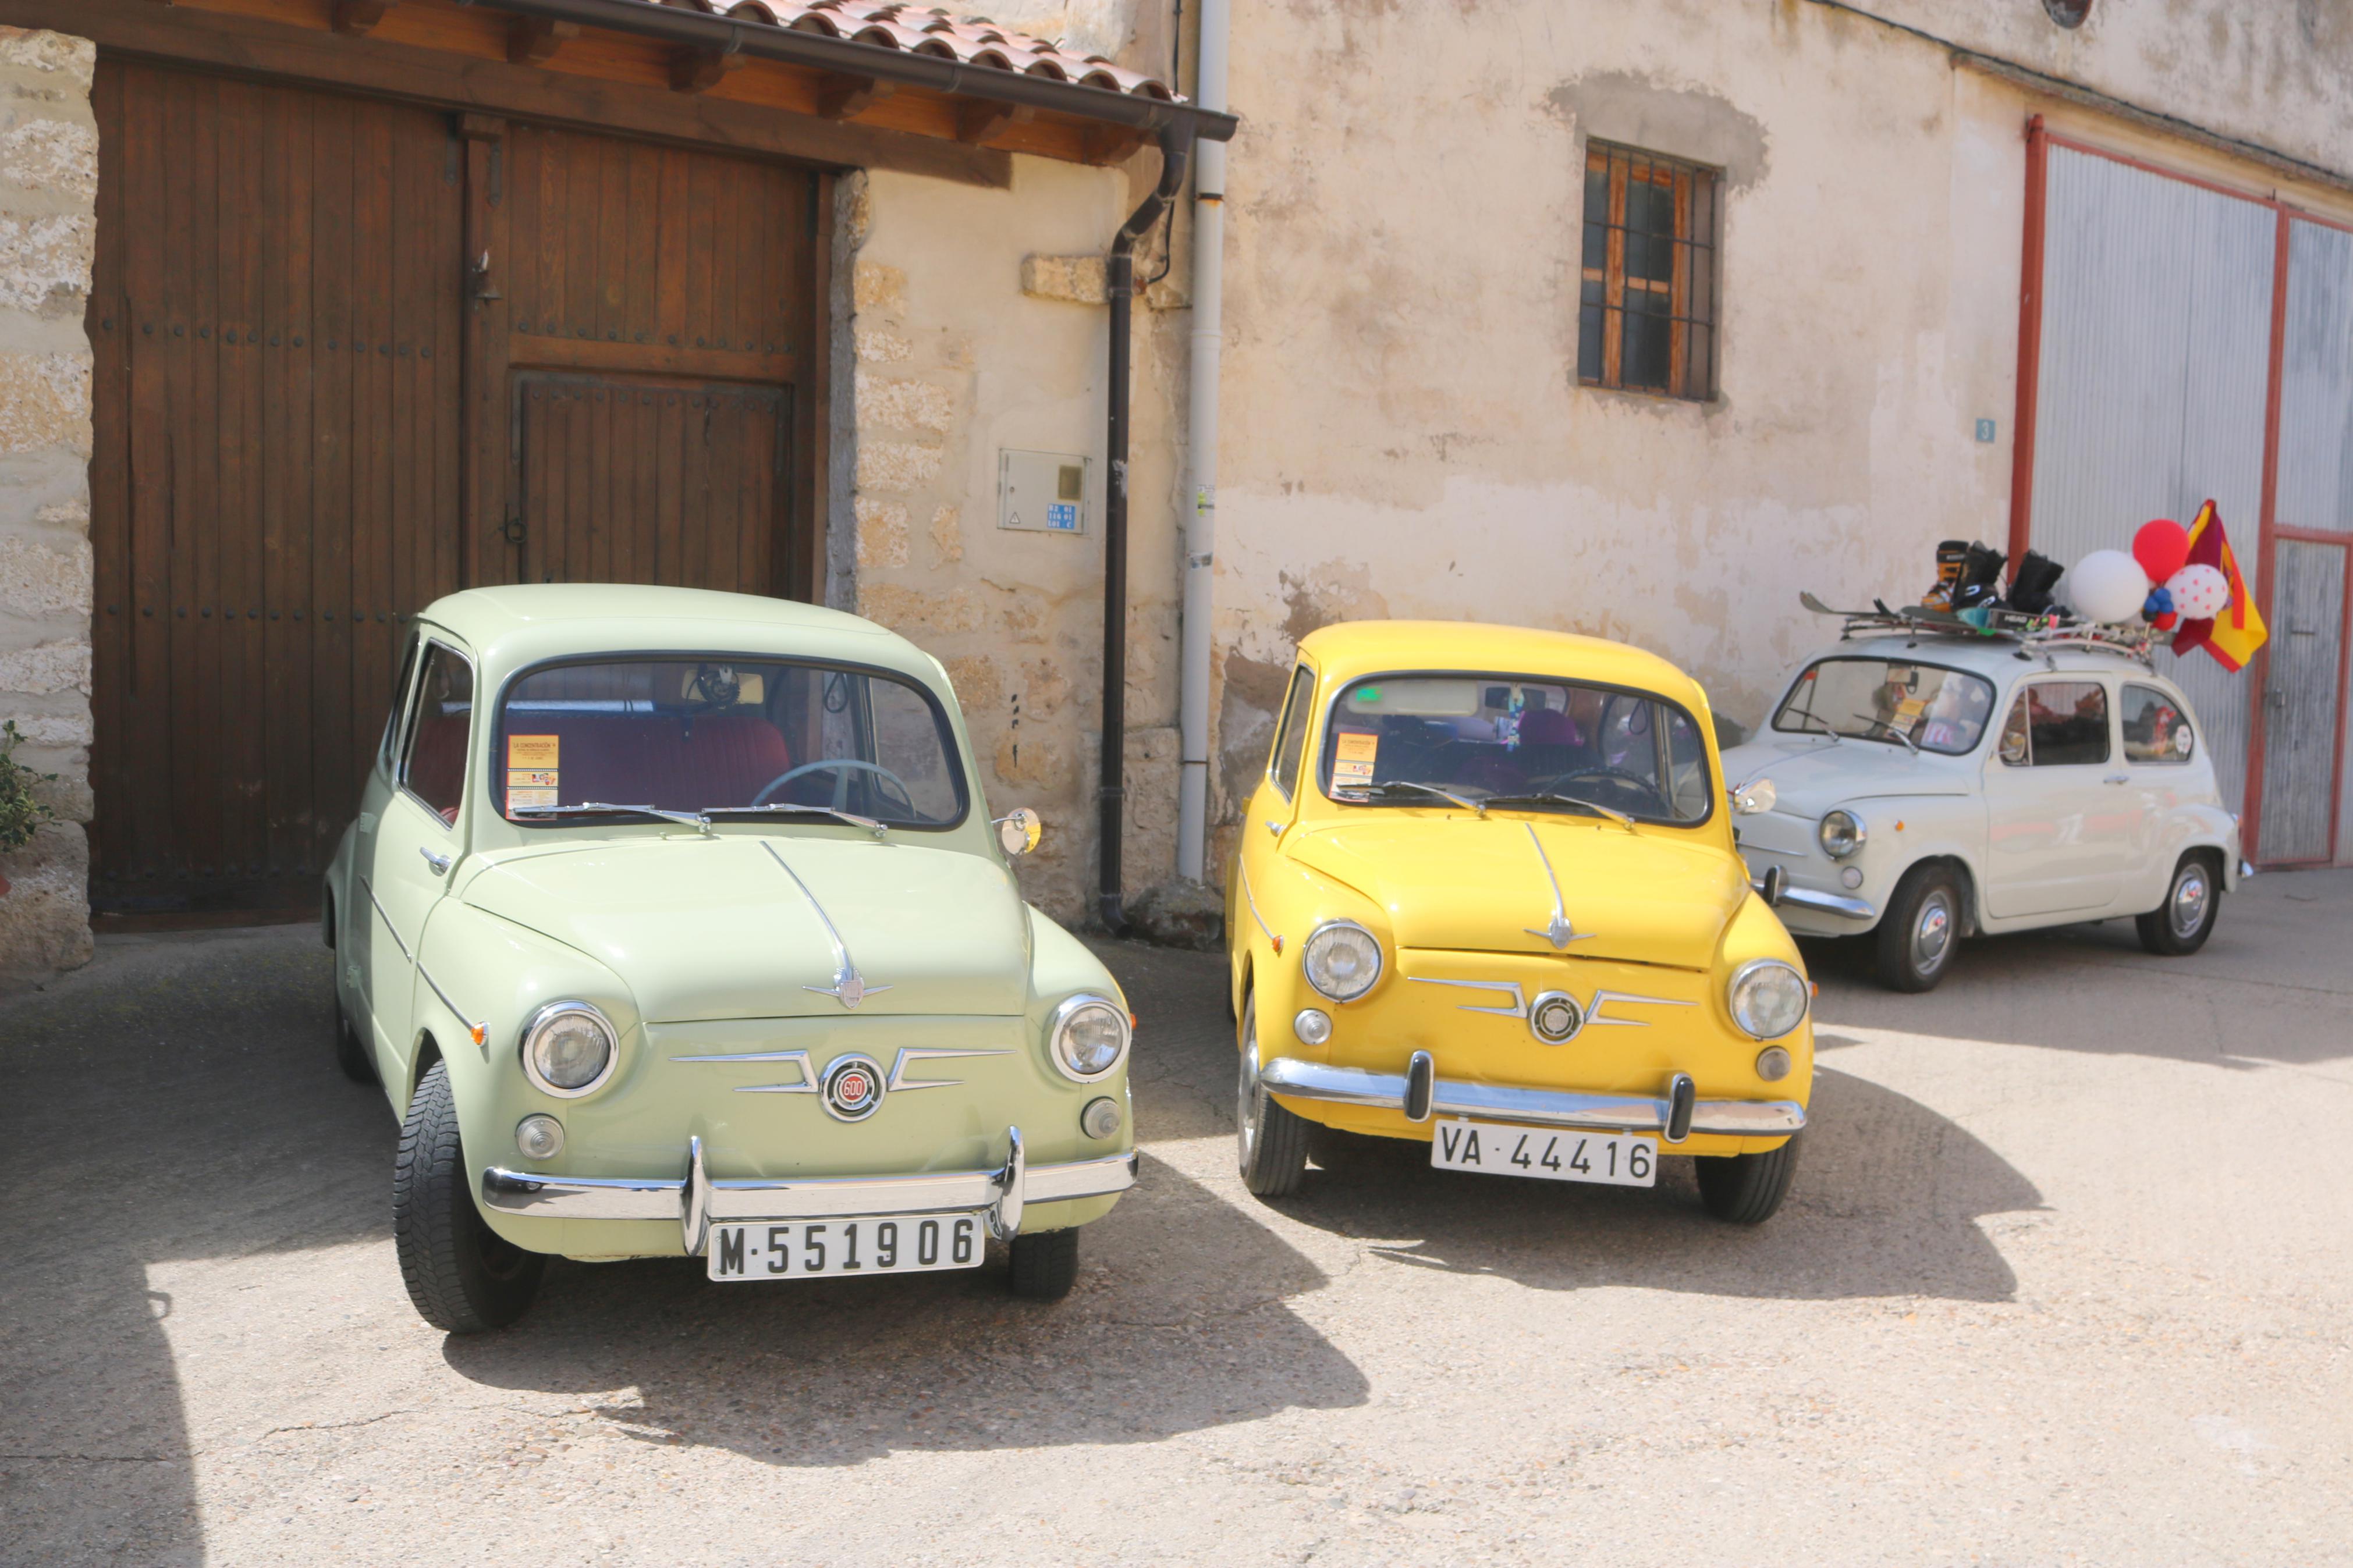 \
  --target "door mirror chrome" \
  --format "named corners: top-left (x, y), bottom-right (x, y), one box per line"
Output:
top-left (1730, 777), bottom-right (1776, 815)
top-left (994, 807), bottom-right (1043, 858)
